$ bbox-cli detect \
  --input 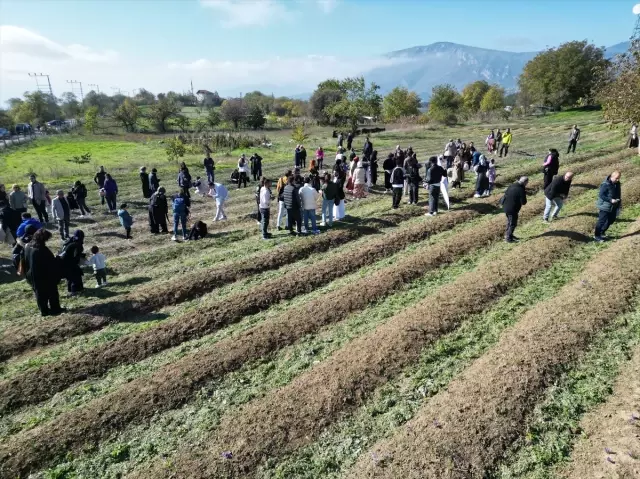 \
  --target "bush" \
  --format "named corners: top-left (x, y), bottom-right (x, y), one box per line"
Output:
top-left (165, 137), bottom-right (186, 163)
